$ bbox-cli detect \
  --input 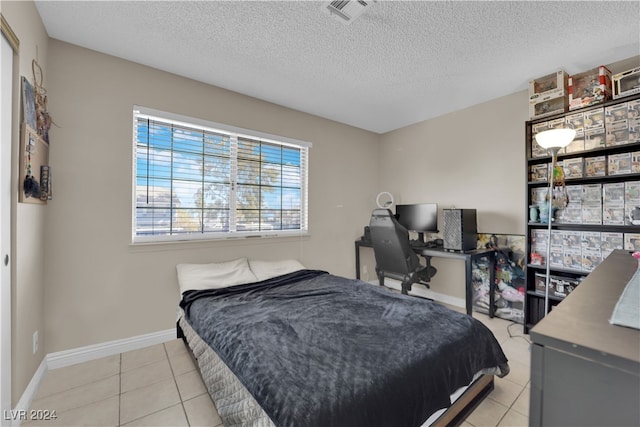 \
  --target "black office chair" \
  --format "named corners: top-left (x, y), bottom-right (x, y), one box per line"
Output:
top-left (369, 209), bottom-right (437, 295)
